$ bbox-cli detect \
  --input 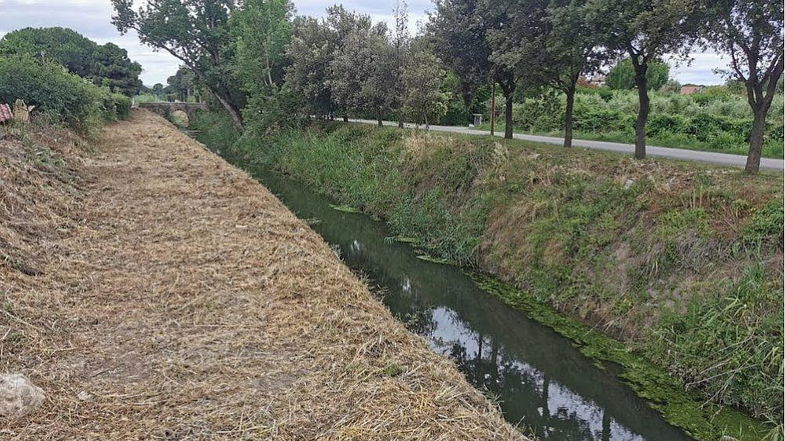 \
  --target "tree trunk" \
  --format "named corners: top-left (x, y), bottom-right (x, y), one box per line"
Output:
top-left (746, 107), bottom-right (766, 173)
top-left (563, 85), bottom-right (576, 148)
top-left (504, 94), bottom-right (513, 140)
top-left (213, 92), bottom-right (243, 129)
top-left (633, 70), bottom-right (649, 159)
top-left (490, 82), bottom-right (496, 136)
top-left (343, 115), bottom-right (349, 123)
top-left (377, 109), bottom-right (383, 127)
